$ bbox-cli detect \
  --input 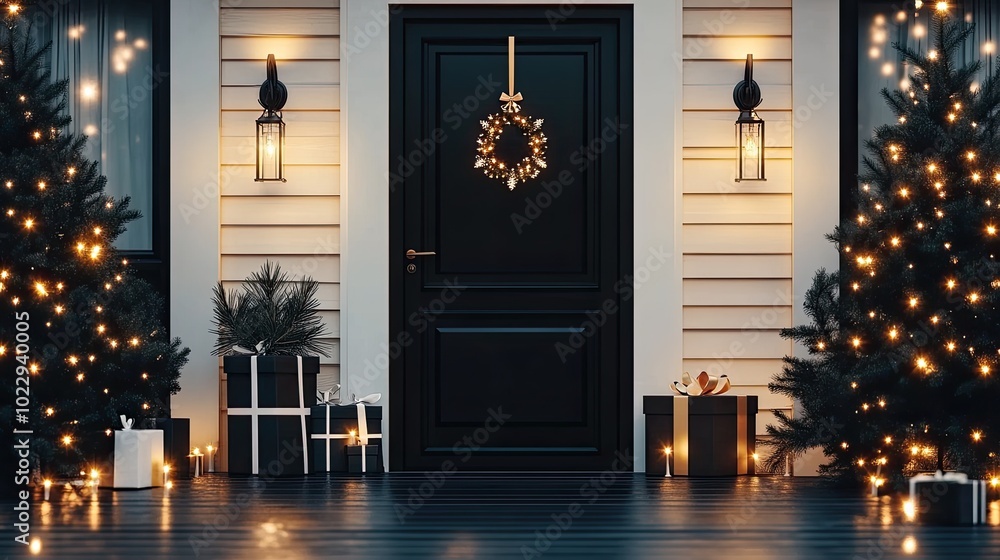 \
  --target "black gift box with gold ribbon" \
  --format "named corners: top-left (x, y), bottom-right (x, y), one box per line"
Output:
top-left (644, 395), bottom-right (757, 477)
